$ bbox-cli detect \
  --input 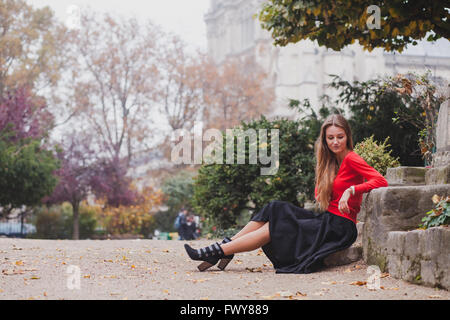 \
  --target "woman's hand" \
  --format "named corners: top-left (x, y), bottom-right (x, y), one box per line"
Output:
top-left (338, 189), bottom-right (352, 214)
